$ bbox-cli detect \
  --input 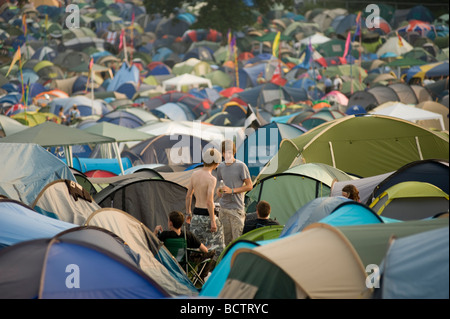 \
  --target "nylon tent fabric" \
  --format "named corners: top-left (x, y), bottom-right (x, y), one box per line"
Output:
top-left (367, 159), bottom-right (449, 204)
top-left (247, 163), bottom-right (355, 225)
top-left (0, 143), bottom-right (76, 205)
top-left (0, 114), bottom-right (27, 136)
top-left (236, 122), bottom-right (304, 178)
top-left (0, 198), bottom-right (76, 248)
top-left (375, 226), bottom-right (449, 299)
top-left (31, 179), bottom-right (101, 224)
top-left (258, 115), bottom-right (449, 180)
top-left (0, 237), bottom-right (170, 299)
top-left (94, 178), bottom-right (192, 232)
top-left (85, 207), bottom-right (197, 296)
top-left (317, 201), bottom-right (386, 227)
top-left (369, 181), bottom-right (449, 220)
top-left (219, 223), bottom-right (371, 299)
top-left (279, 196), bottom-right (351, 237)
top-left (97, 107), bottom-right (160, 128)
top-left (330, 218), bottom-right (449, 269)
